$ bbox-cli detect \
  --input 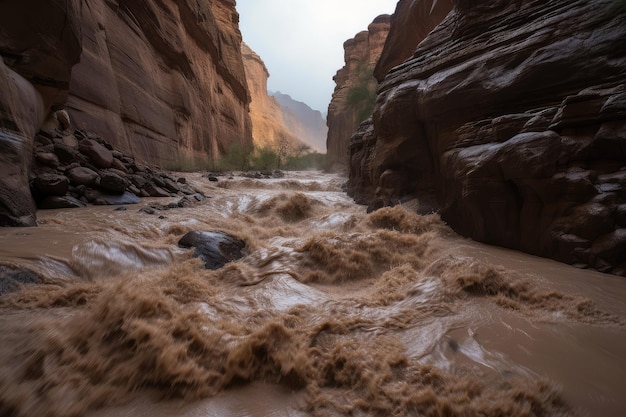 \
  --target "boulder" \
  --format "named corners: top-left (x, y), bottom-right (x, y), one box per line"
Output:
top-left (67, 166), bottom-right (99, 186)
top-left (0, 265), bottom-right (42, 295)
top-left (143, 182), bottom-right (171, 197)
top-left (39, 195), bottom-right (87, 209)
top-left (98, 171), bottom-right (127, 194)
top-left (79, 139), bottom-right (113, 168)
top-left (35, 152), bottom-right (60, 168)
top-left (178, 231), bottom-right (247, 270)
top-left (32, 174), bottom-right (70, 197)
